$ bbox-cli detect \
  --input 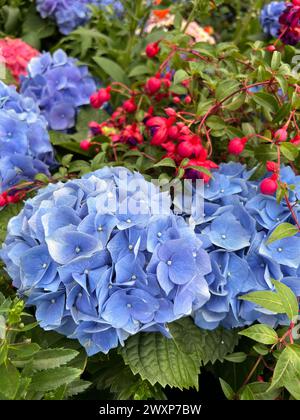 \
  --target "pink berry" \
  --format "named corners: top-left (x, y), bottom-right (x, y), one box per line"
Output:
top-left (266, 45), bottom-right (276, 52)
top-left (123, 98), bottom-right (137, 113)
top-left (228, 137), bottom-right (247, 155)
top-left (260, 177), bottom-right (278, 195)
top-left (145, 77), bottom-right (161, 95)
top-left (274, 128), bottom-right (288, 142)
top-left (80, 140), bottom-right (91, 151)
top-left (184, 95), bottom-right (192, 104)
top-left (145, 42), bottom-right (160, 58)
